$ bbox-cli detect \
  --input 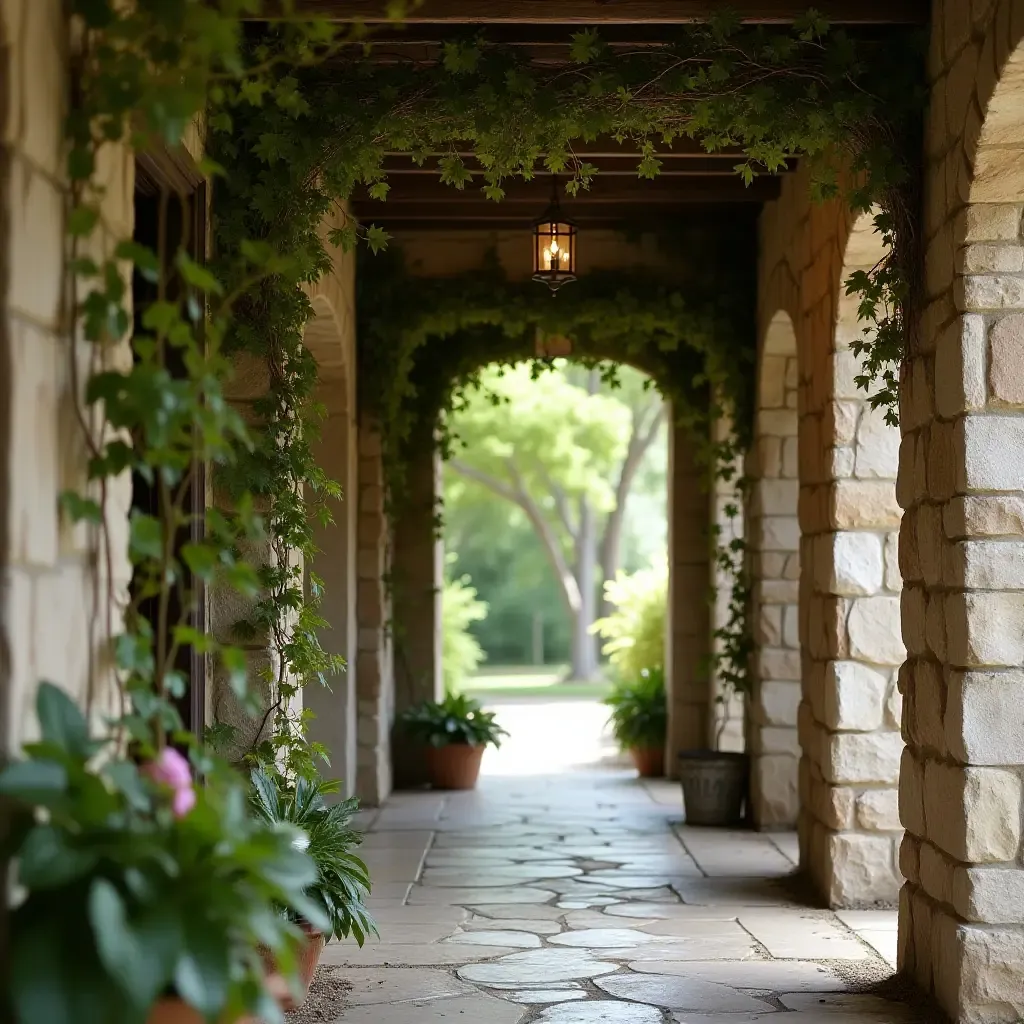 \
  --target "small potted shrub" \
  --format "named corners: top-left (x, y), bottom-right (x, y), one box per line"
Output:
top-left (399, 693), bottom-right (507, 790)
top-left (249, 767), bottom-right (376, 1007)
top-left (0, 685), bottom-right (323, 1024)
top-left (604, 667), bottom-right (668, 777)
